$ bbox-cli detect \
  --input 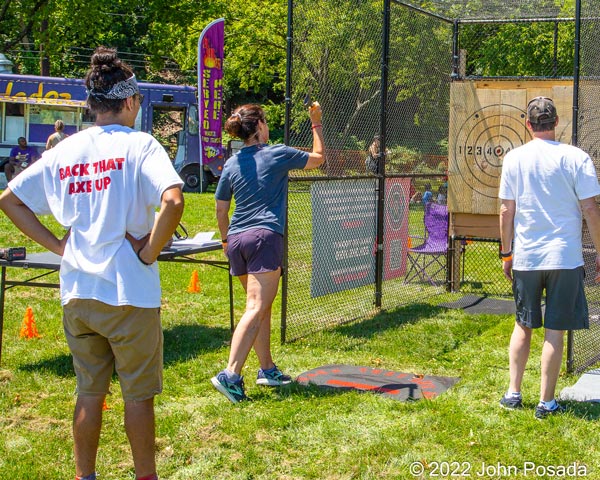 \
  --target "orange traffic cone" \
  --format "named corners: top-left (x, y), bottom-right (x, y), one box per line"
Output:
top-left (187, 270), bottom-right (201, 293)
top-left (19, 306), bottom-right (41, 339)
